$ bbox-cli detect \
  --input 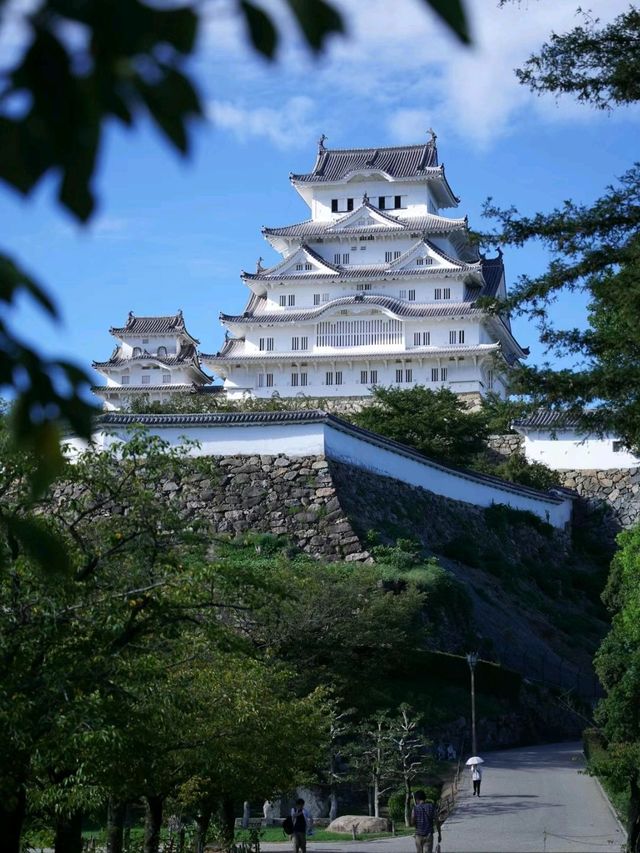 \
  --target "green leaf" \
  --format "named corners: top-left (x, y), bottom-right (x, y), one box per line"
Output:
top-left (419, 0), bottom-right (470, 44)
top-left (240, 1), bottom-right (278, 59)
top-left (5, 515), bottom-right (69, 573)
top-left (285, 0), bottom-right (344, 52)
